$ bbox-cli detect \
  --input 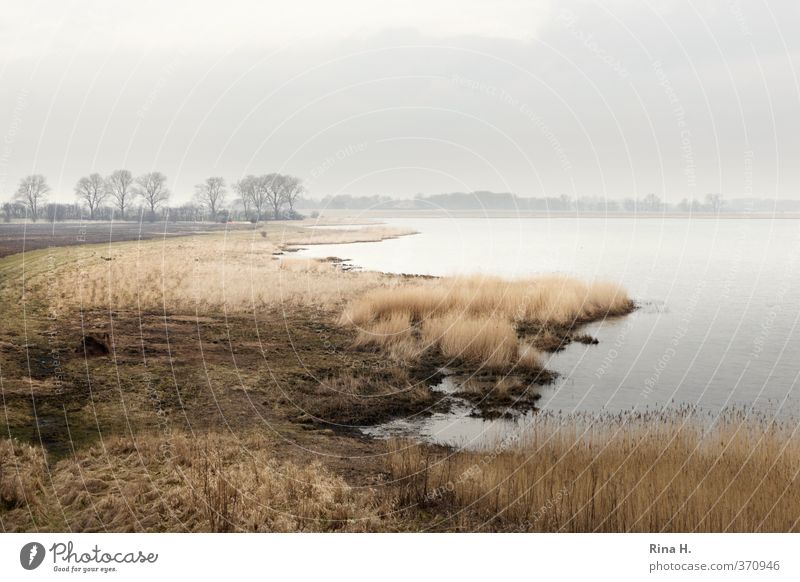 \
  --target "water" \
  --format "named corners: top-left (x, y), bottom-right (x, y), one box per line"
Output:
top-left (297, 217), bottom-right (800, 447)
